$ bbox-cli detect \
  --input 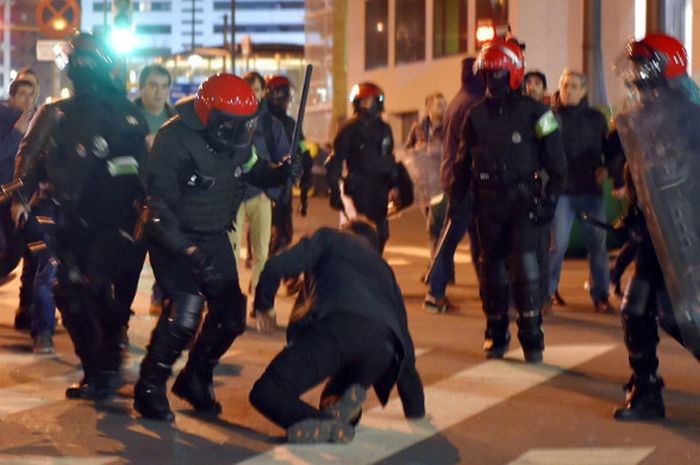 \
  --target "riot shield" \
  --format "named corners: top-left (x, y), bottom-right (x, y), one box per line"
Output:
top-left (395, 141), bottom-right (443, 213)
top-left (616, 86), bottom-right (700, 357)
